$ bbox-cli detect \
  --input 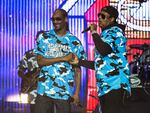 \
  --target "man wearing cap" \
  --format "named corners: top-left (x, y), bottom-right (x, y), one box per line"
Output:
top-left (70, 6), bottom-right (131, 113)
